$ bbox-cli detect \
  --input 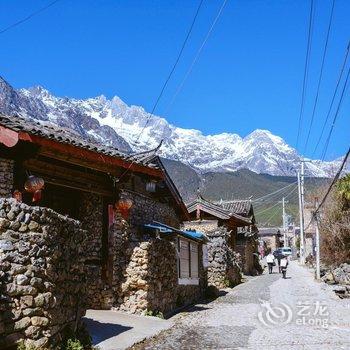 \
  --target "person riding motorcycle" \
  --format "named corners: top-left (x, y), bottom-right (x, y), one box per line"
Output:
top-left (280, 255), bottom-right (289, 279)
